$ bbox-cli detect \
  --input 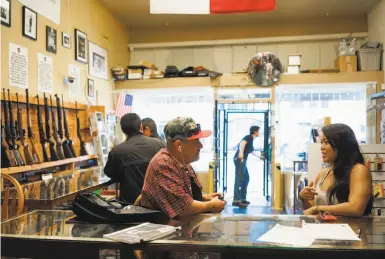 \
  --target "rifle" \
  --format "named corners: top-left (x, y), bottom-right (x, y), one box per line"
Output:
top-left (26, 89), bottom-right (41, 163)
top-left (1, 117), bottom-right (11, 168)
top-left (76, 102), bottom-right (88, 156)
top-left (62, 95), bottom-right (76, 157)
top-left (44, 93), bottom-right (59, 161)
top-left (50, 95), bottom-right (65, 160)
top-left (16, 93), bottom-right (34, 165)
top-left (55, 94), bottom-right (73, 158)
top-left (36, 95), bottom-right (50, 162)
top-left (7, 89), bottom-right (25, 166)
top-left (2, 89), bottom-right (17, 167)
